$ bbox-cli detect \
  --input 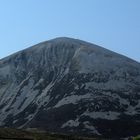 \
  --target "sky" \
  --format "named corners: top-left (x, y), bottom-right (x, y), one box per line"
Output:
top-left (0, 0), bottom-right (140, 62)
